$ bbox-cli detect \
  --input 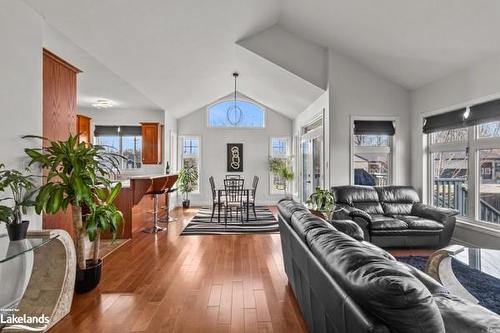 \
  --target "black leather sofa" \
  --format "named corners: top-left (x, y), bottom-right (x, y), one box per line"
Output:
top-left (277, 199), bottom-right (500, 333)
top-left (331, 185), bottom-right (459, 248)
